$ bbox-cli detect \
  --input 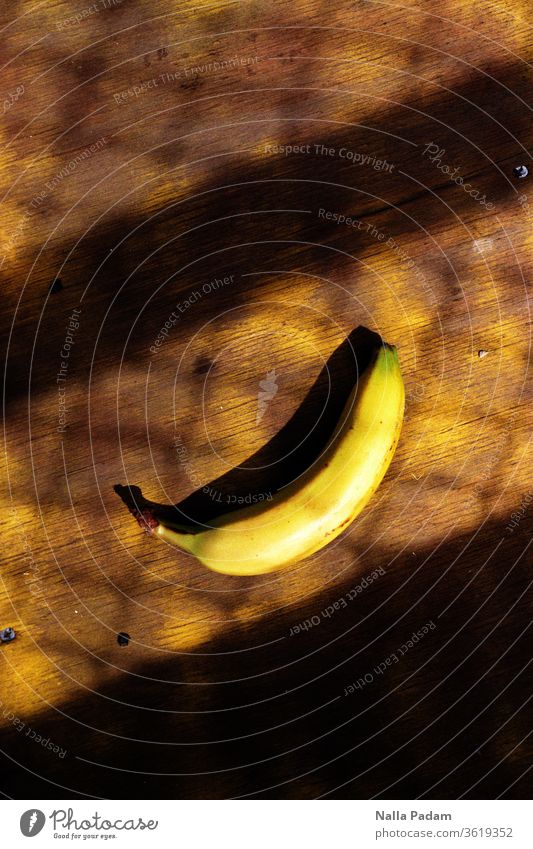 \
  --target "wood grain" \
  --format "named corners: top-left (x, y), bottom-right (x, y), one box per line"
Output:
top-left (0, 0), bottom-right (531, 799)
